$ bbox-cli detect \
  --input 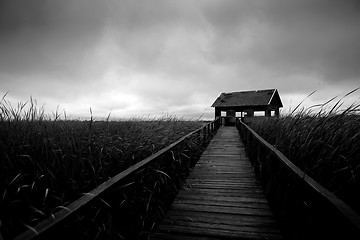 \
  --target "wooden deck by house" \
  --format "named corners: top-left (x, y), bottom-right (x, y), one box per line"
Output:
top-left (150, 126), bottom-right (283, 240)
